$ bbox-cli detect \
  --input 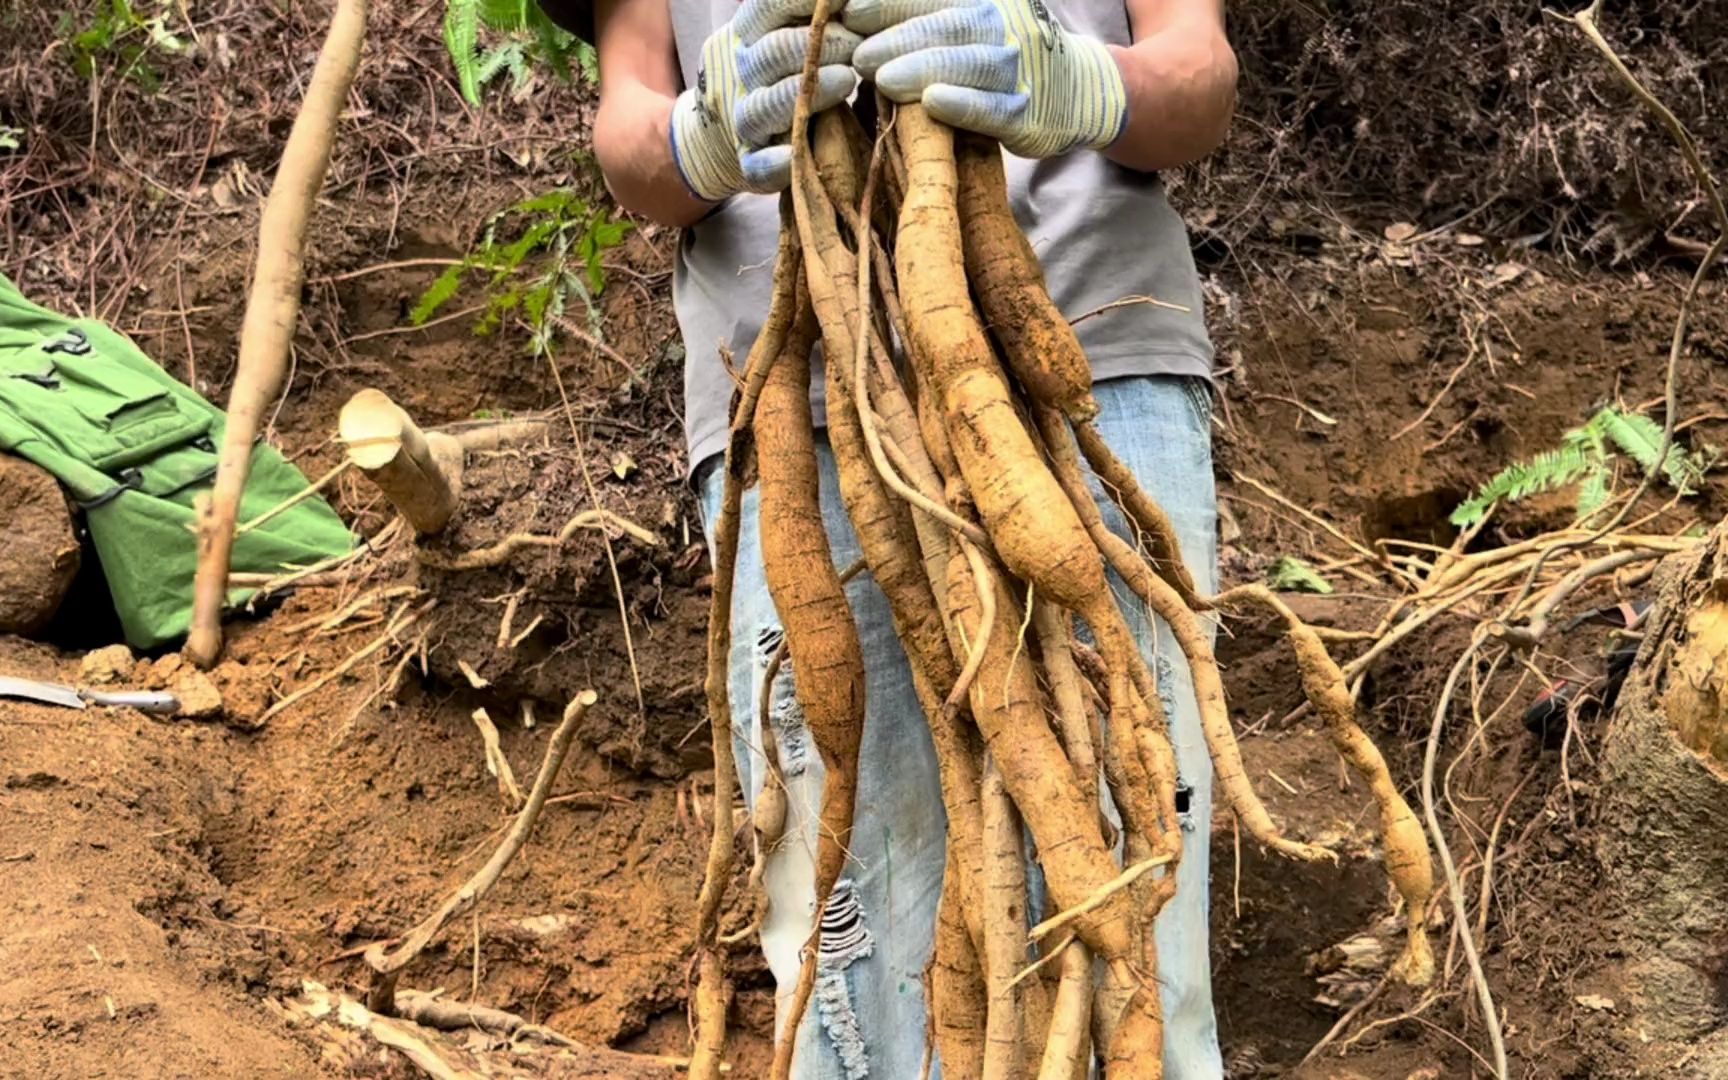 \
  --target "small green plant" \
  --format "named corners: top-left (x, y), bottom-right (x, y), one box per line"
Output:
top-left (60, 0), bottom-right (187, 91)
top-left (443, 0), bottom-right (597, 105)
top-left (1450, 405), bottom-right (1711, 527)
top-left (412, 188), bottom-right (632, 356)
top-left (0, 126), bottom-right (21, 152)
top-left (1265, 555), bottom-right (1334, 595)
